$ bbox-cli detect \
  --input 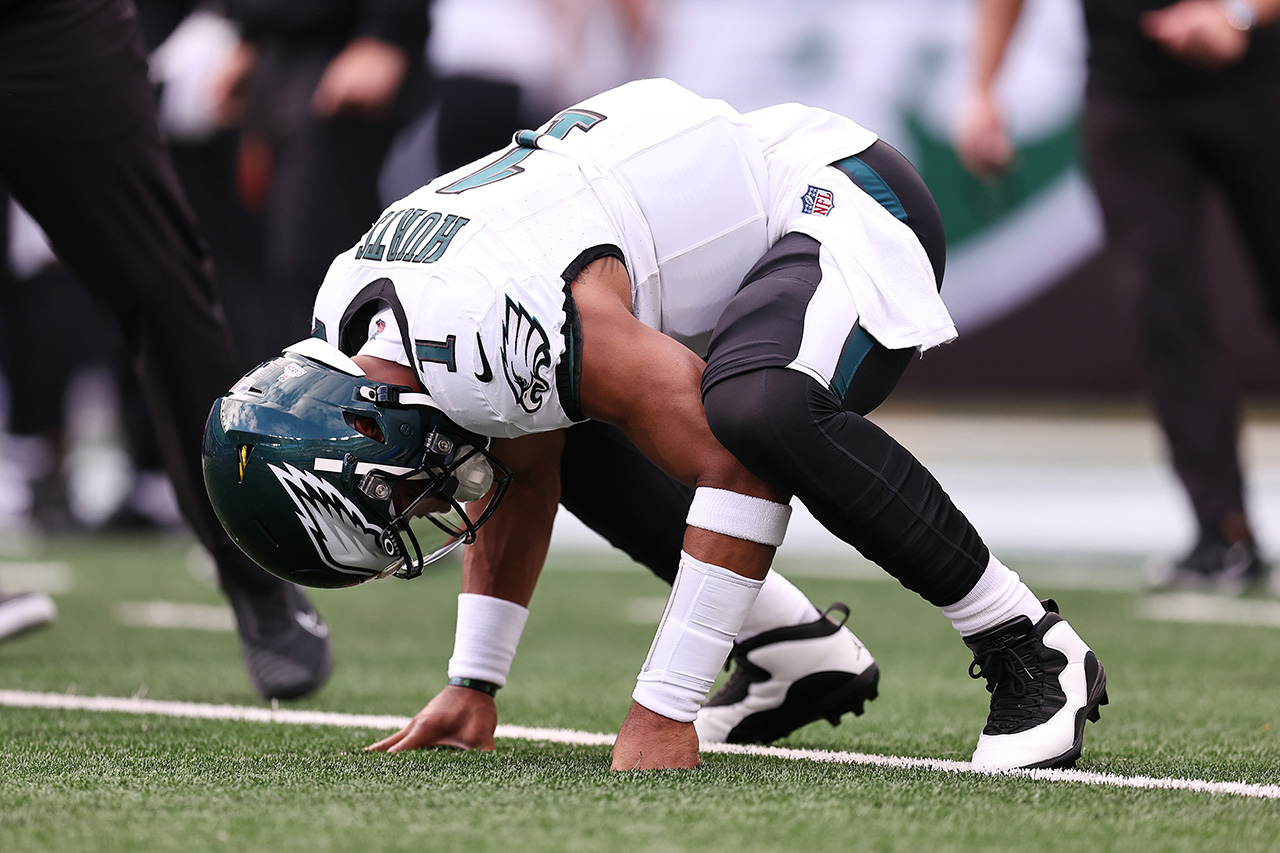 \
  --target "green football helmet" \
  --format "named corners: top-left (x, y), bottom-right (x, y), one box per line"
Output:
top-left (202, 337), bottom-right (511, 589)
